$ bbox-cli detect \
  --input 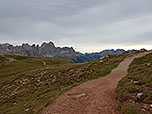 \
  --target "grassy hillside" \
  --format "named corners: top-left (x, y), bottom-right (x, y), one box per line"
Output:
top-left (0, 53), bottom-right (129, 114)
top-left (116, 53), bottom-right (152, 114)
